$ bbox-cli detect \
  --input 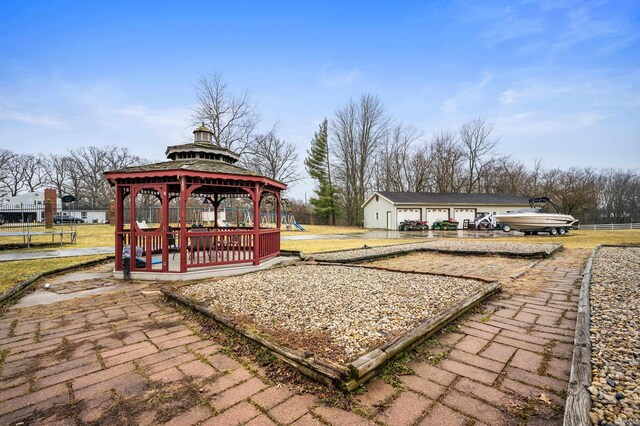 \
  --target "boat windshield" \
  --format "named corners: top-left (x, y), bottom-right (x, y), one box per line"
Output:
top-left (511, 208), bottom-right (538, 213)
top-left (511, 207), bottom-right (557, 214)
